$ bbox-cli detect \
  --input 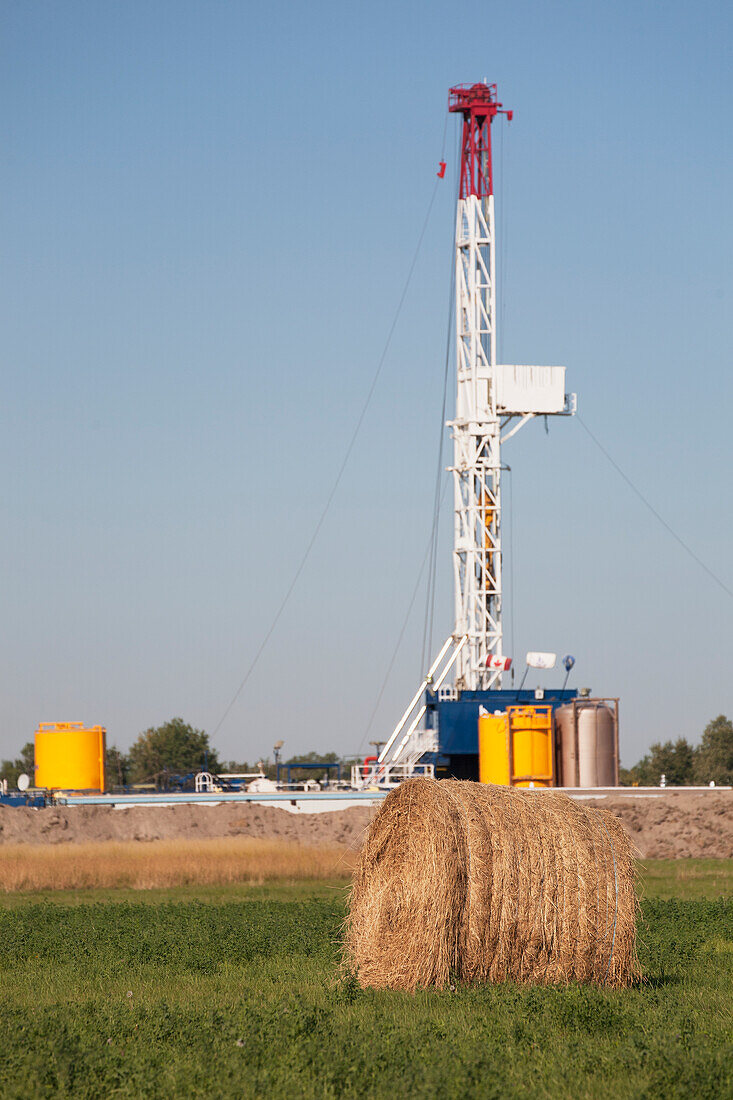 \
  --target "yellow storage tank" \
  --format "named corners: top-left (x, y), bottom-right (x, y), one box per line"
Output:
top-left (35, 722), bottom-right (106, 791)
top-left (478, 710), bottom-right (510, 785)
top-left (478, 705), bottom-right (554, 787)
top-left (508, 705), bottom-right (554, 787)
